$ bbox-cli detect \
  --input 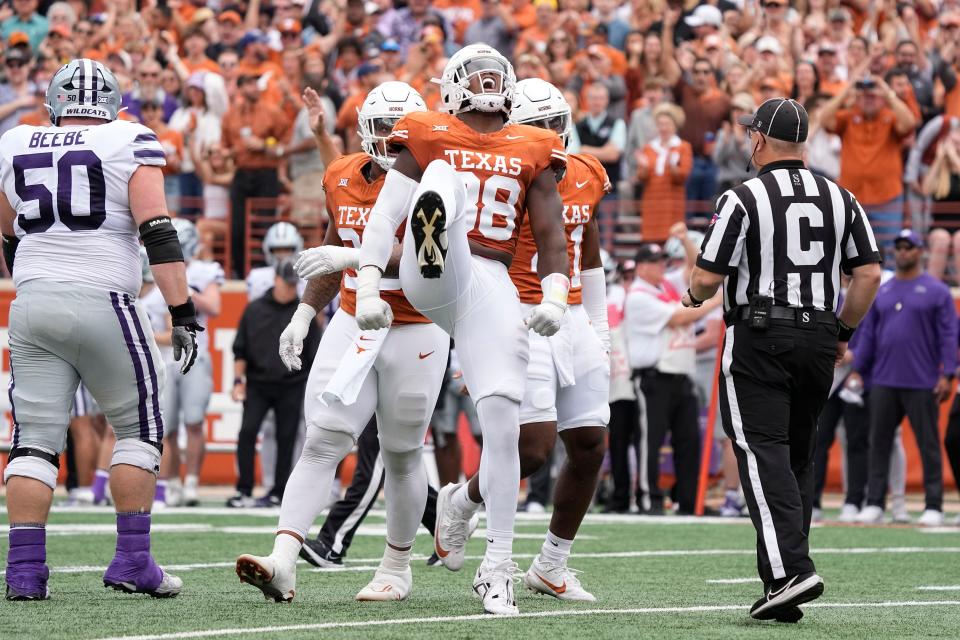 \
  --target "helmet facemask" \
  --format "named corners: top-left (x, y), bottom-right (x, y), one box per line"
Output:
top-left (359, 114), bottom-right (402, 170)
top-left (449, 55), bottom-right (514, 115)
top-left (521, 110), bottom-right (572, 149)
